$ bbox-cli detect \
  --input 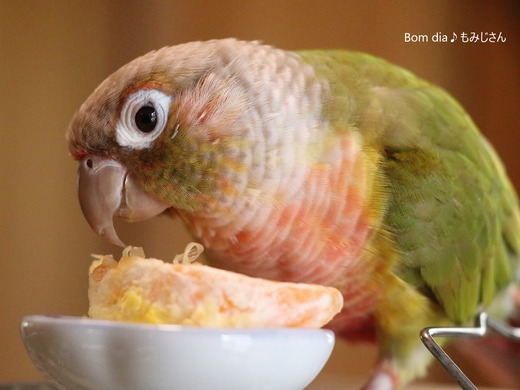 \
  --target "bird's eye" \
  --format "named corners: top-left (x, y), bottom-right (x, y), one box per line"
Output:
top-left (135, 105), bottom-right (157, 133)
top-left (116, 89), bottom-right (173, 149)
